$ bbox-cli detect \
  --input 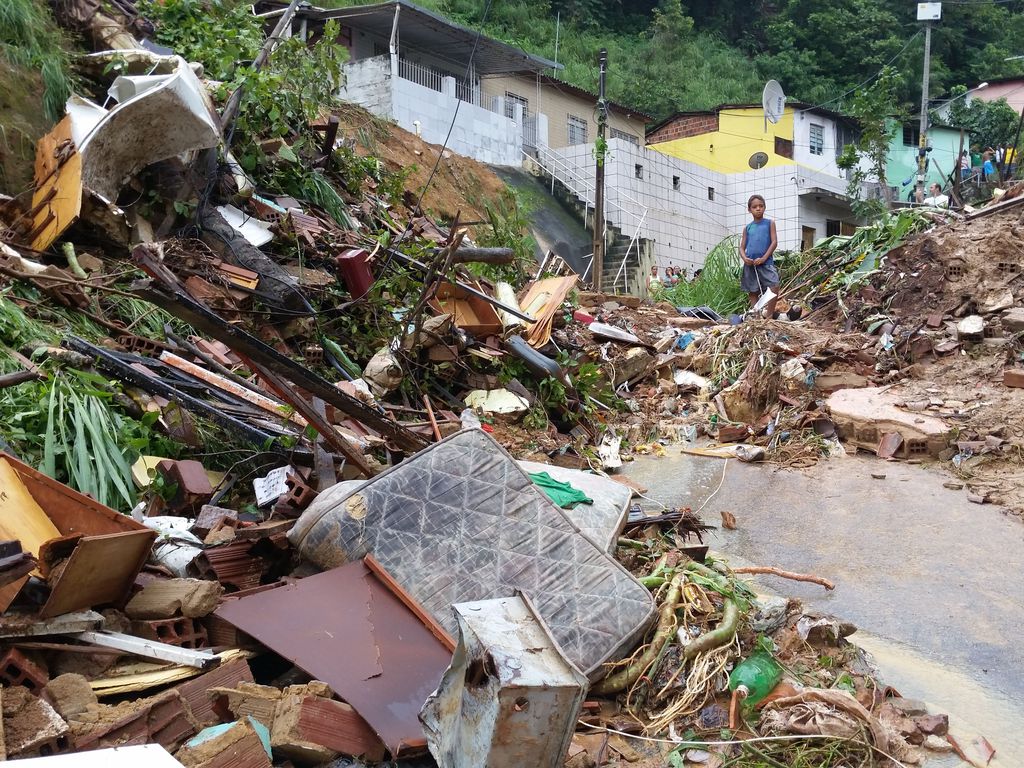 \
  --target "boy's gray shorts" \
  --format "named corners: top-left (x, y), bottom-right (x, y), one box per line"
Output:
top-left (741, 261), bottom-right (780, 293)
